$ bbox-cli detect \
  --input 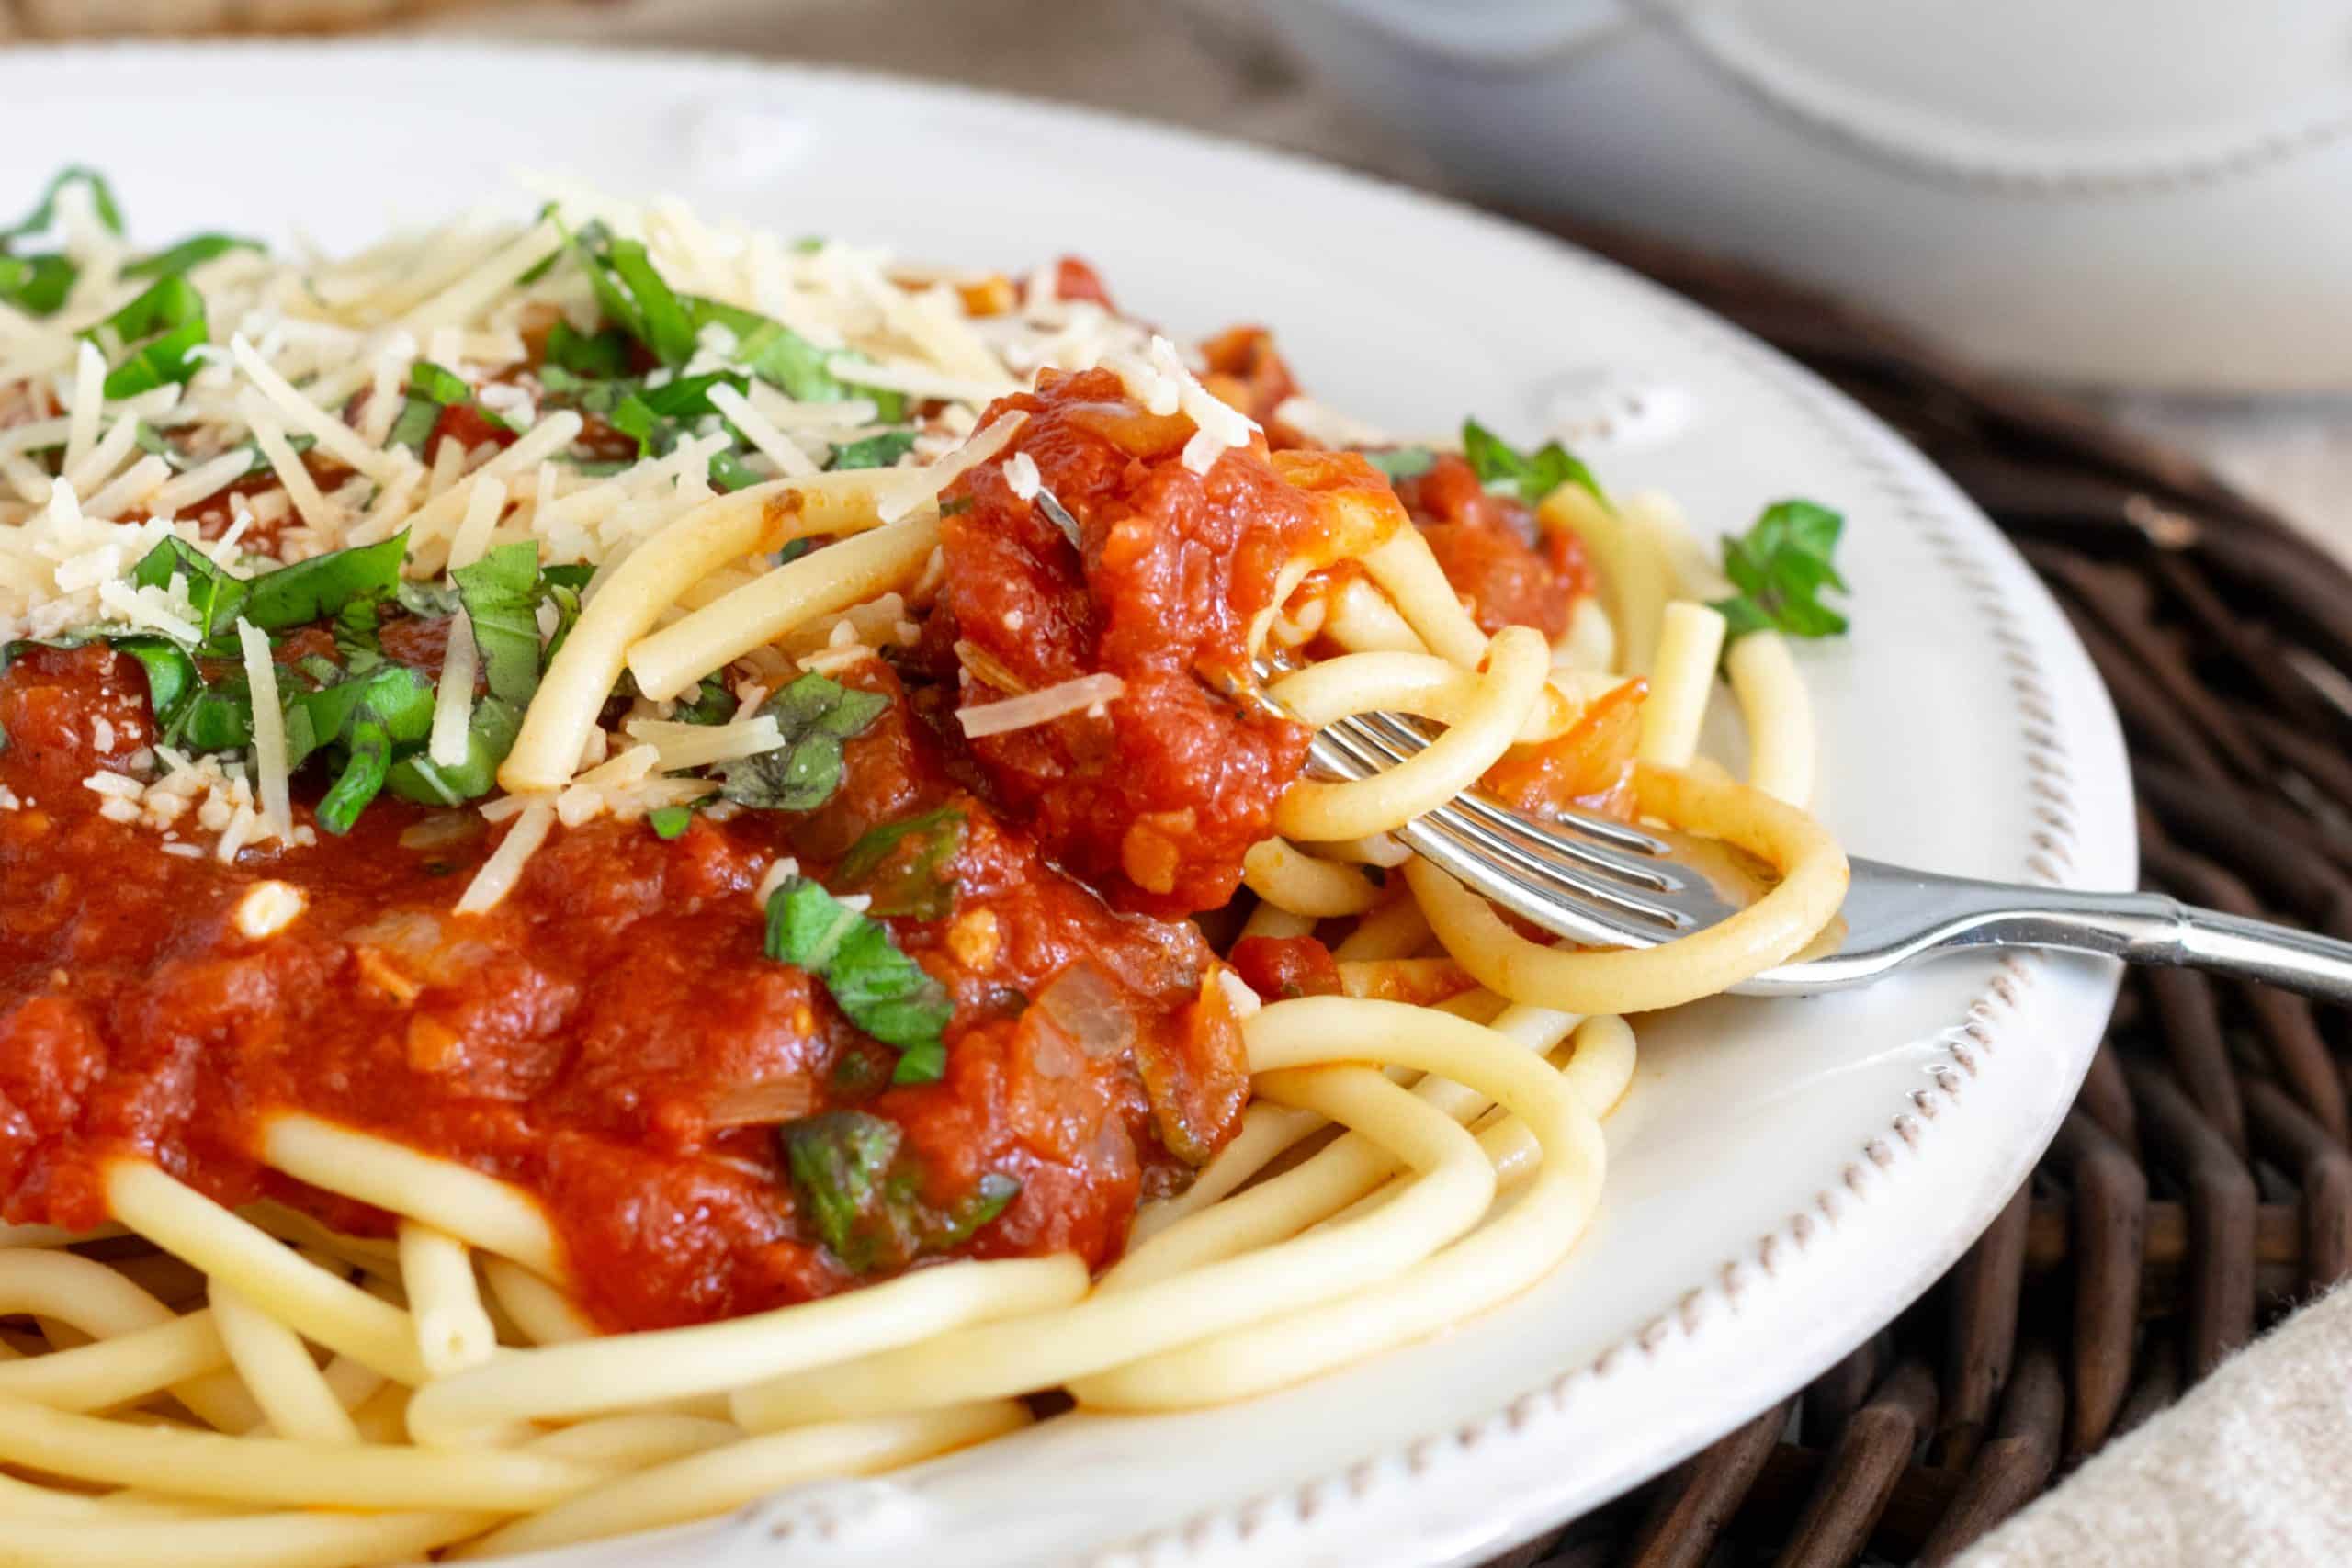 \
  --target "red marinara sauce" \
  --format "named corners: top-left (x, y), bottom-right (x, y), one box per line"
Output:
top-left (932, 367), bottom-right (1408, 915)
top-left (1391, 453), bottom-right (1597, 639)
top-left (0, 646), bottom-right (1247, 1331)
